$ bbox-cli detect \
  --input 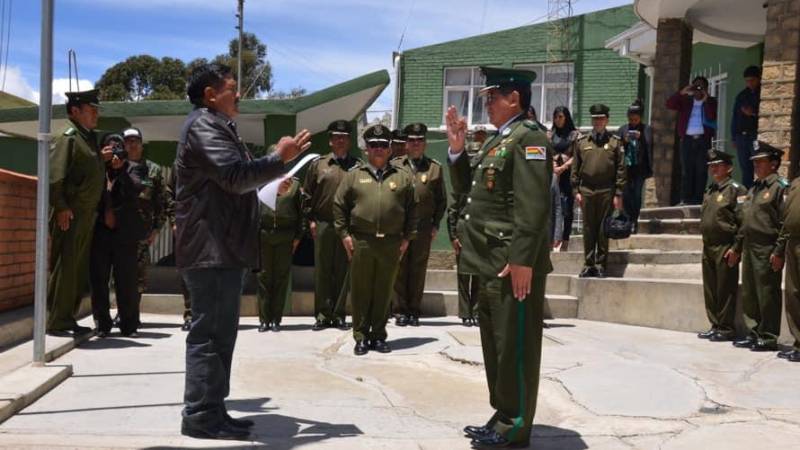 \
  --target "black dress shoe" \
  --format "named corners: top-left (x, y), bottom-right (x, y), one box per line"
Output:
top-left (334, 318), bottom-right (350, 330)
top-left (46, 329), bottom-right (72, 337)
top-left (471, 430), bottom-right (528, 448)
top-left (751, 339), bottom-right (778, 352)
top-left (542, 321), bottom-right (550, 329)
top-left (73, 325), bottom-right (93, 336)
top-left (595, 268), bottom-right (606, 279)
top-left (777, 349), bottom-right (794, 359)
top-left (396, 315), bottom-right (408, 327)
top-left (473, 316), bottom-right (480, 326)
top-left (709, 331), bottom-right (734, 342)
top-left (181, 320), bottom-right (192, 332)
top-left (788, 350), bottom-right (800, 362)
top-left (180, 422), bottom-right (251, 440)
top-left (463, 424), bottom-right (492, 439)
top-left (258, 323), bottom-right (268, 333)
top-left (697, 329), bottom-right (716, 339)
top-left (410, 316), bottom-right (420, 327)
top-left (312, 320), bottom-right (327, 331)
top-left (578, 267), bottom-right (596, 278)
top-left (95, 329), bottom-right (111, 338)
top-left (354, 341), bottom-right (369, 356)
top-left (225, 412), bottom-right (254, 428)
top-left (372, 340), bottom-right (391, 353)
top-left (270, 322), bottom-right (281, 332)
top-left (462, 318), bottom-right (472, 327)
top-left (733, 336), bottom-right (756, 348)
